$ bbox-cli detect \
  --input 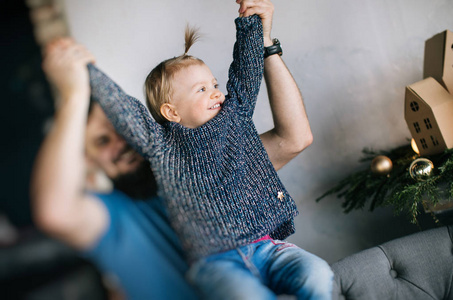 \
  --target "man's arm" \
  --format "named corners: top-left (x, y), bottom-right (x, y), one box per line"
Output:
top-left (31, 39), bottom-right (107, 249)
top-left (260, 55), bottom-right (313, 171)
top-left (239, 0), bottom-right (313, 170)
